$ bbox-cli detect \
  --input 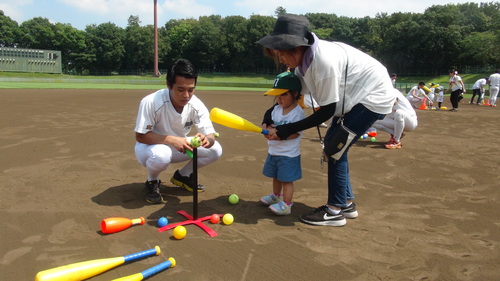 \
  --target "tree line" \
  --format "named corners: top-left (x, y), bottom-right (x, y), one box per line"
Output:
top-left (0, 2), bottom-right (498, 76)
